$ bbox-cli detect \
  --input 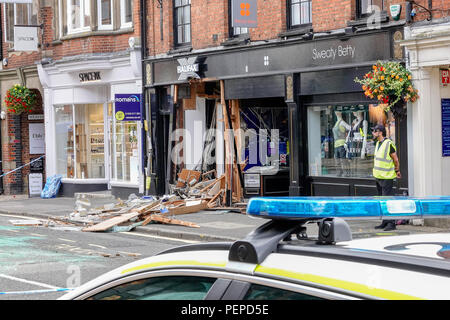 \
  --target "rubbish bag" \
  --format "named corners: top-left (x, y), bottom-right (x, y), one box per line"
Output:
top-left (41, 175), bottom-right (62, 199)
